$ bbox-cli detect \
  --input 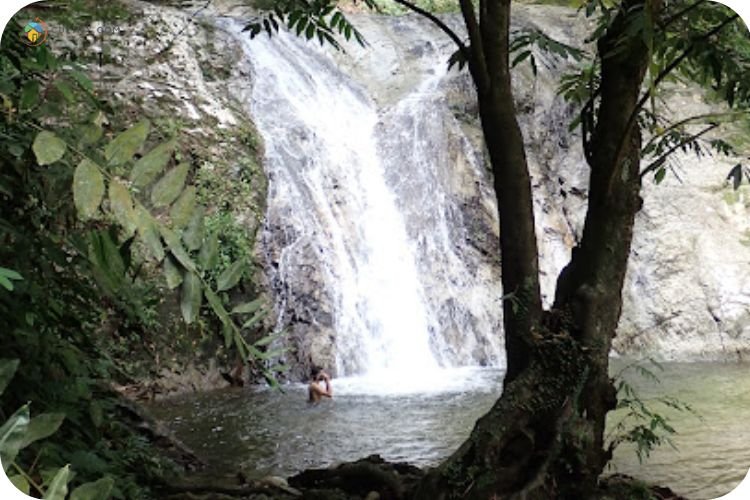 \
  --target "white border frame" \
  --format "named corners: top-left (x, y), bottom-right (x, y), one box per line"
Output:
top-left (0, 0), bottom-right (748, 498)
